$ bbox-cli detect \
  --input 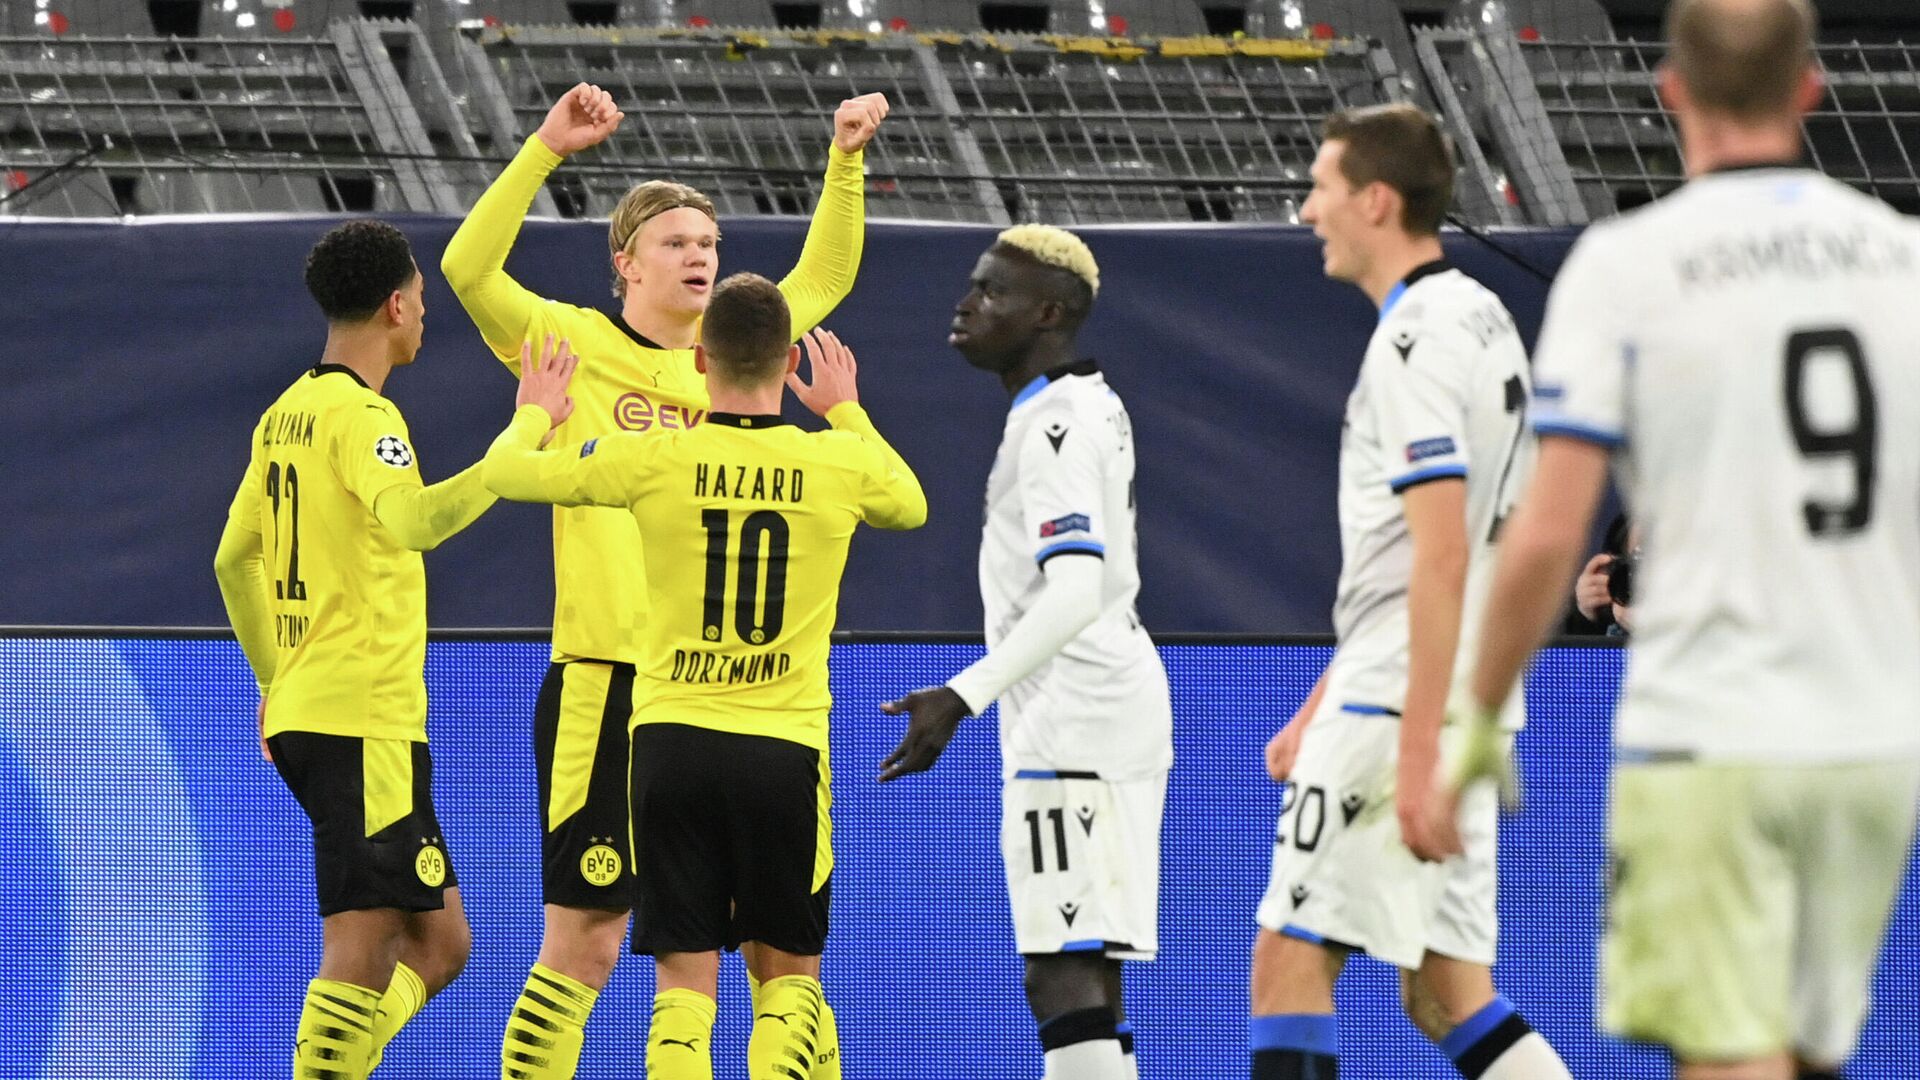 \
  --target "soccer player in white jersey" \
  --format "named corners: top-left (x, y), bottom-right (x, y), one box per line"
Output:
top-left (880, 225), bottom-right (1172, 1080)
top-left (1248, 105), bottom-right (1574, 1080)
top-left (1443, 2), bottom-right (1920, 1078)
